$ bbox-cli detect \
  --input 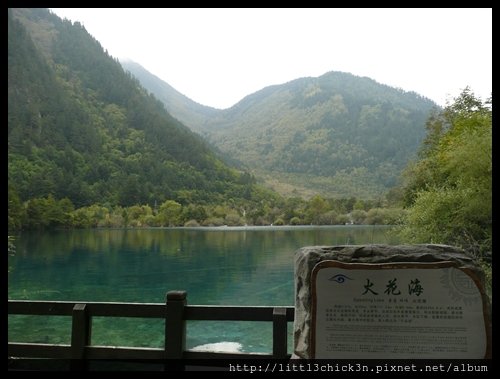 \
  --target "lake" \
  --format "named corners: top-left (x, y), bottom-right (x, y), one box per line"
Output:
top-left (8, 225), bottom-right (399, 354)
